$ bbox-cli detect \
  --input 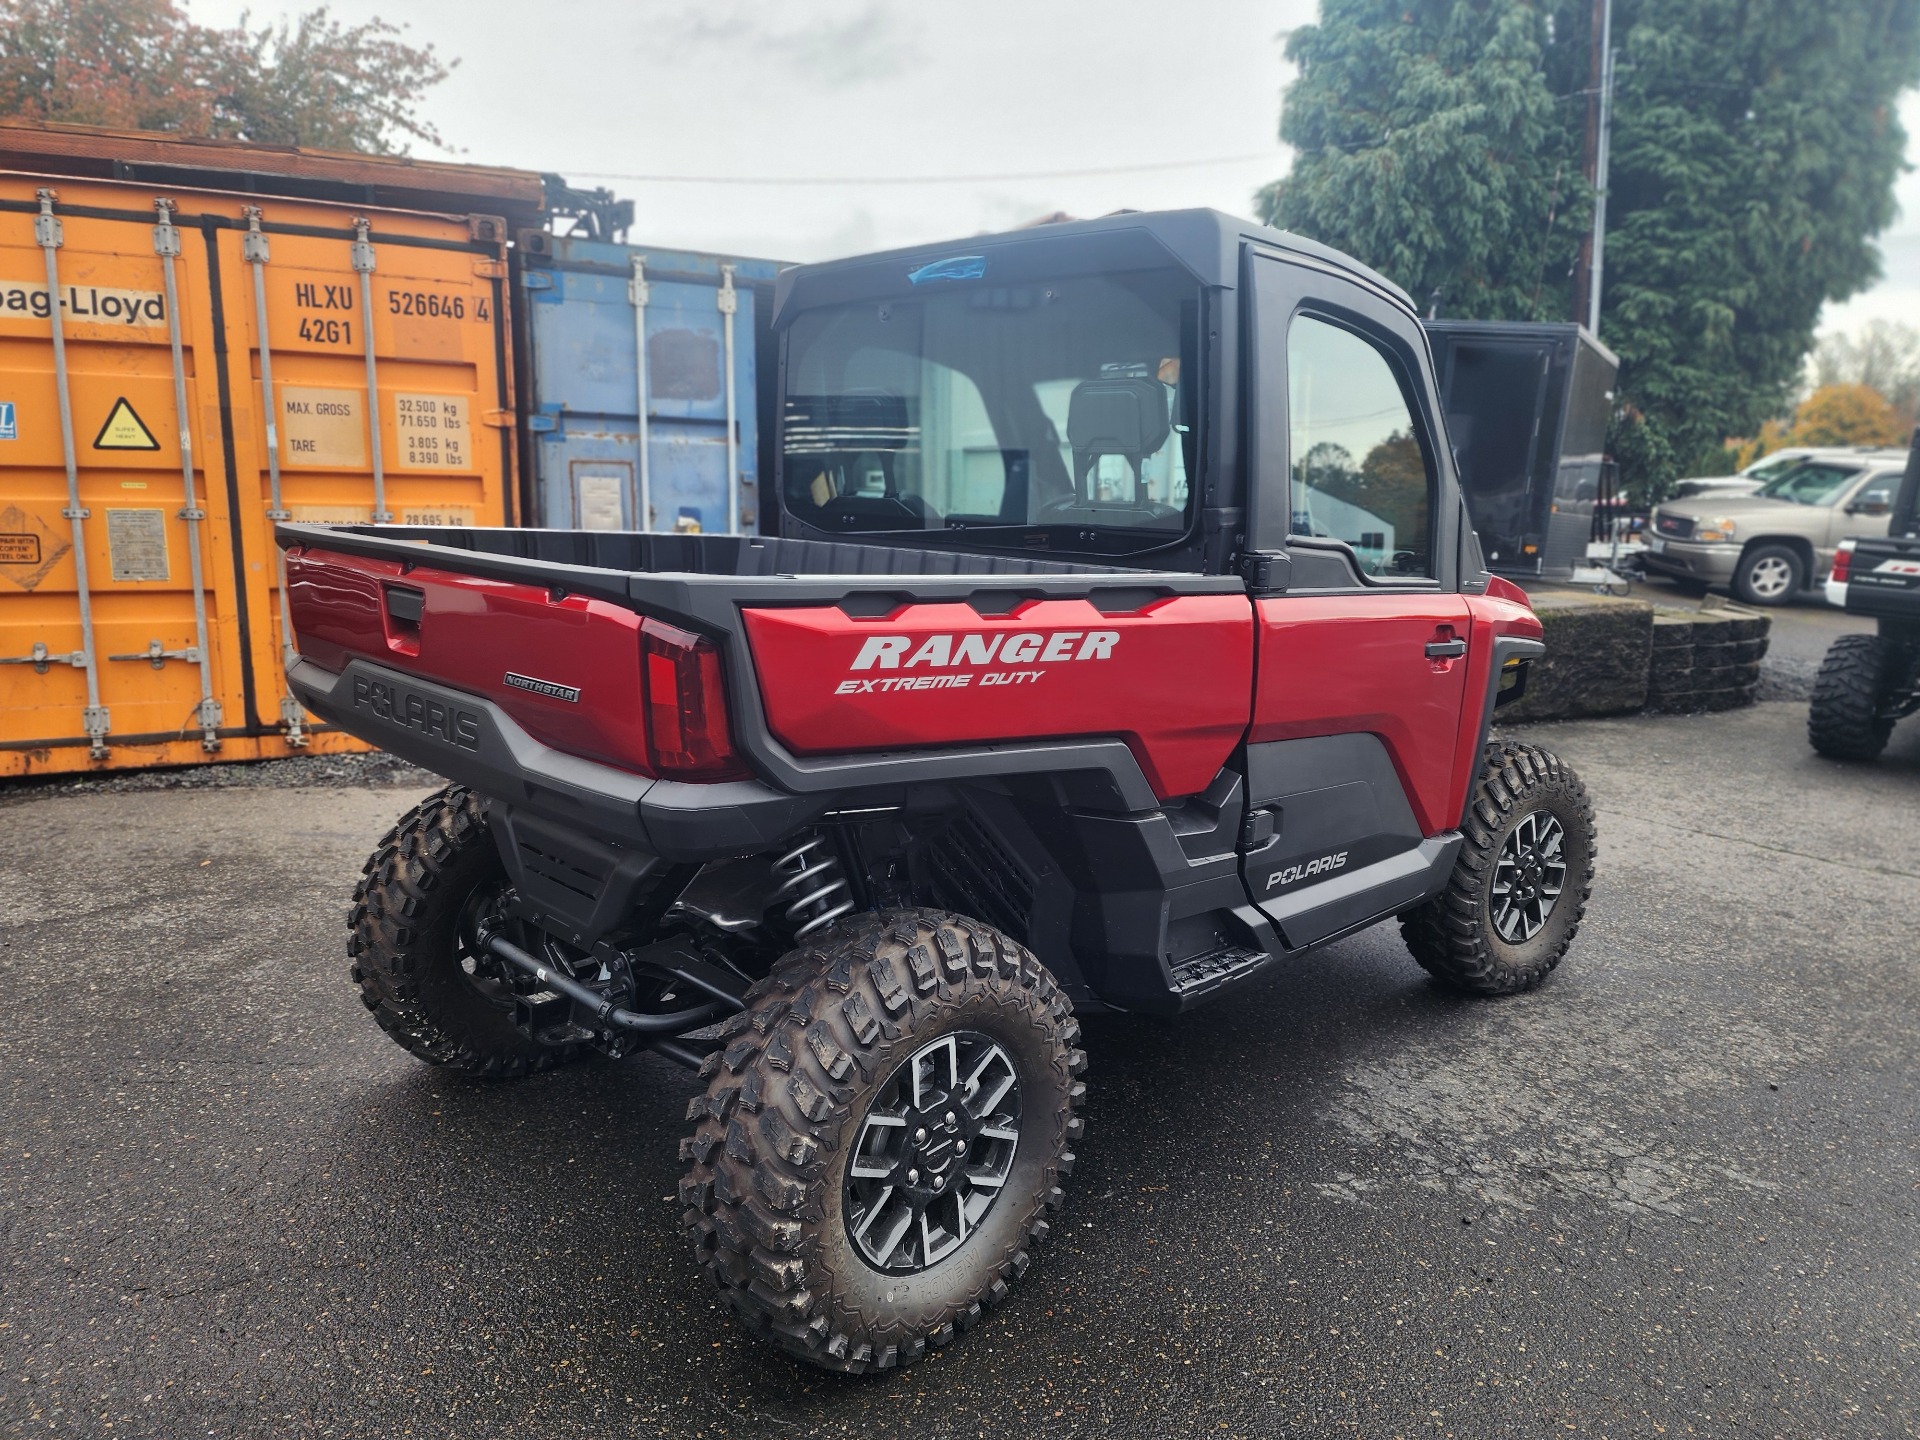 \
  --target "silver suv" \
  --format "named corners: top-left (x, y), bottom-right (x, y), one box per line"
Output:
top-left (1644, 456), bottom-right (1905, 604)
top-left (1668, 445), bottom-right (1905, 501)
